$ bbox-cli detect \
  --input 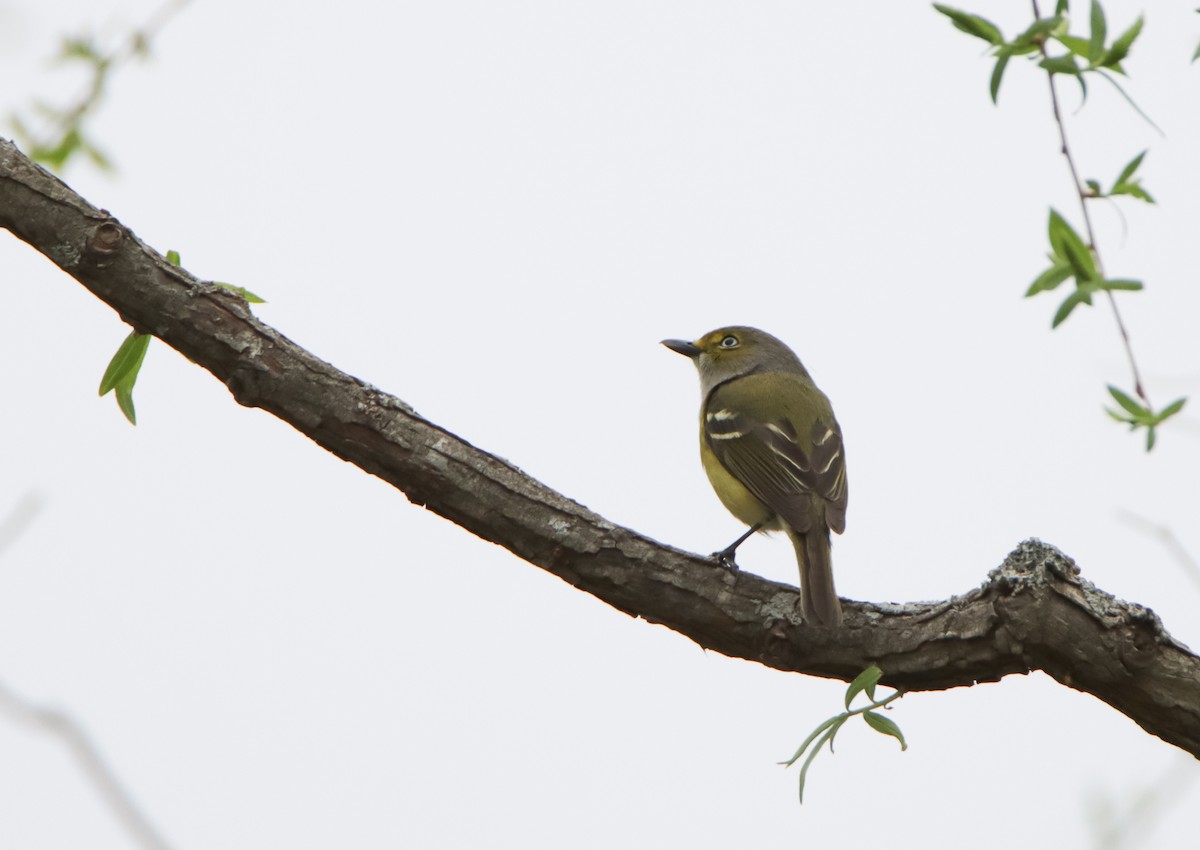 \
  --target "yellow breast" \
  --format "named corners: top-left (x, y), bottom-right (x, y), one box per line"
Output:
top-left (699, 429), bottom-right (780, 530)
